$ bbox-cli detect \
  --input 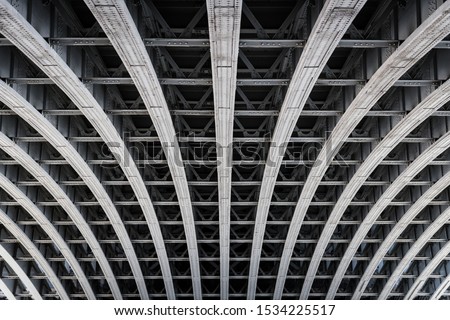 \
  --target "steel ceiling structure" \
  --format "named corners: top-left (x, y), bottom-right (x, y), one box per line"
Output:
top-left (0, 0), bottom-right (450, 300)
